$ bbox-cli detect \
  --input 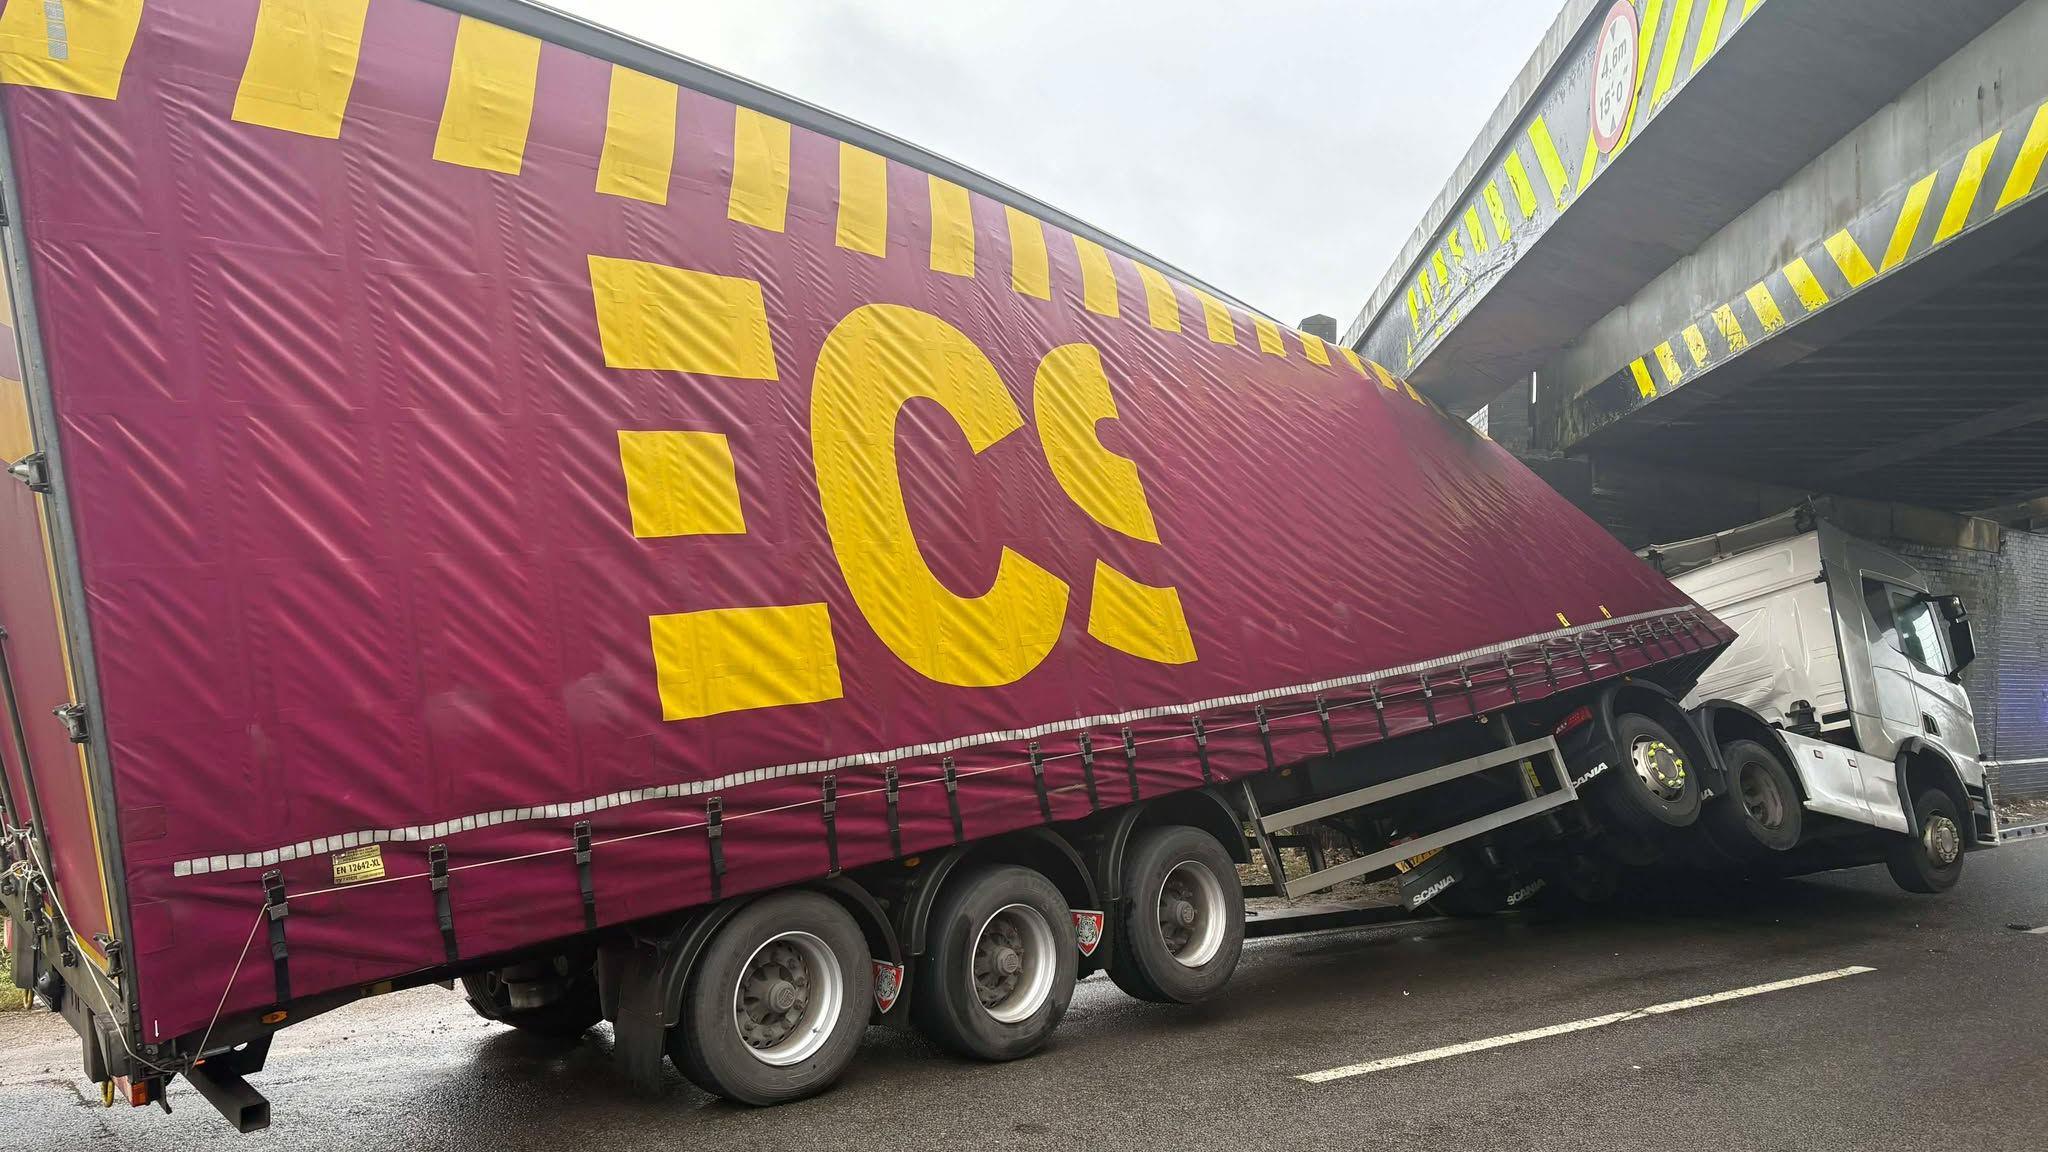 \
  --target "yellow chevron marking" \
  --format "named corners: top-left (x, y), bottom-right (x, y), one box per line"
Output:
top-left (835, 143), bottom-right (889, 256)
top-left (729, 108), bottom-right (792, 232)
top-left (1629, 358), bottom-right (1657, 398)
top-left (1712, 304), bottom-right (1748, 351)
top-left (1996, 102), bottom-right (2048, 211)
top-left (588, 256), bottom-right (778, 379)
top-left (1431, 249), bottom-right (1450, 288)
top-left (596, 66), bottom-right (679, 204)
top-left (1447, 225), bottom-right (1466, 266)
top-left (234, 0), bottom-right (370, 139)
top-left (1654, 341), bottom-right (1684, 385)
top-left (1681, 324), bottom-right (1710, 367)
top-left (1741, 0), bottom-right (1765, 16)
top-left (1613, 0), bottom-right (1664, 157)
top-left (1253, 315), bottom-right (1287, 357)
top-left (1528, 116), bottom-right (1572, 208)
top-left (1746, 282), bottom-right (1786, 333)
top-left (1882, 172), bottom-right (1938, 271)
top-left (928, 176), bottom-right (975, 277)
top-left (433, 16), bottom-right (541, 174)
top-left (1299, 331), bottom-right (1332, 366)
top-left (1934, 131), bottom-right (2003, 243)
top-left (1483, 182), bottom-right (1512, 243)
top-left (1782, 257), bottom-right (1830, 311)
top-left (0, 0), bottom-right (143, 99)
top-left (1136, 264), bottom-right (1181, 332)
top-left (617, 430), bottom-right (746, 538)
top-left (1417, 271), bottom-right (1434, 311)
top-left (649, 603), bottom-right (843, 721)
top-left (1650, 0), bottom-right (1697, 110)
top-left (1823, 230), bottom-right (1876, 288)
top-left (1074, 236), bottom-right (1120, 317)
top-left (1503, 154), bottom-right (1539, 219)
top-left (1407, 286), bottom-right (1423, 334)
top-left (1194, 289), bottom-right (1236, 345)
top-left (1576, 126), bottom-right (1599, 194)
top-left (1693, 0), bottom-right (1732, 70)
top-left (1464, 207), bottom-right (1489, 254)
top-left (1005, 206), bottom-right (1050, 299)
